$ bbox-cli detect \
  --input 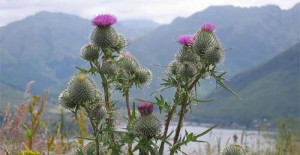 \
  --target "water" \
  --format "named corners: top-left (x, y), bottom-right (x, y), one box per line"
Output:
top-left (164, 125), bottom-right (275, 154)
